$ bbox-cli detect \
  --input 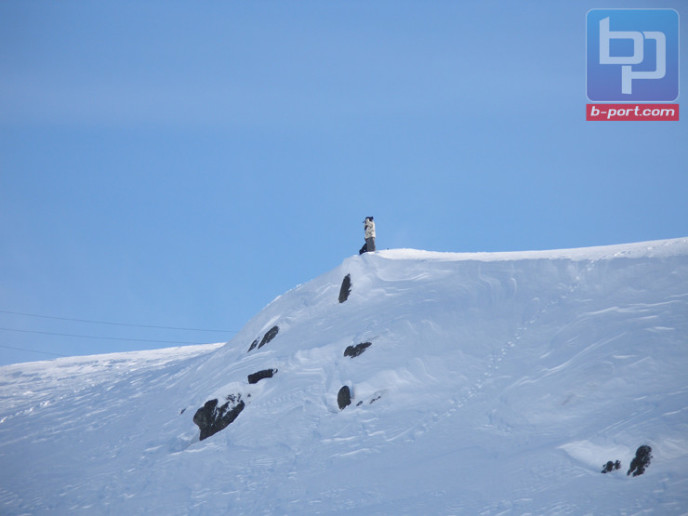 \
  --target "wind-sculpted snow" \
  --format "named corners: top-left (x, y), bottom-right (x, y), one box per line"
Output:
top-left (1, 238), bottom-right (688, 514)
